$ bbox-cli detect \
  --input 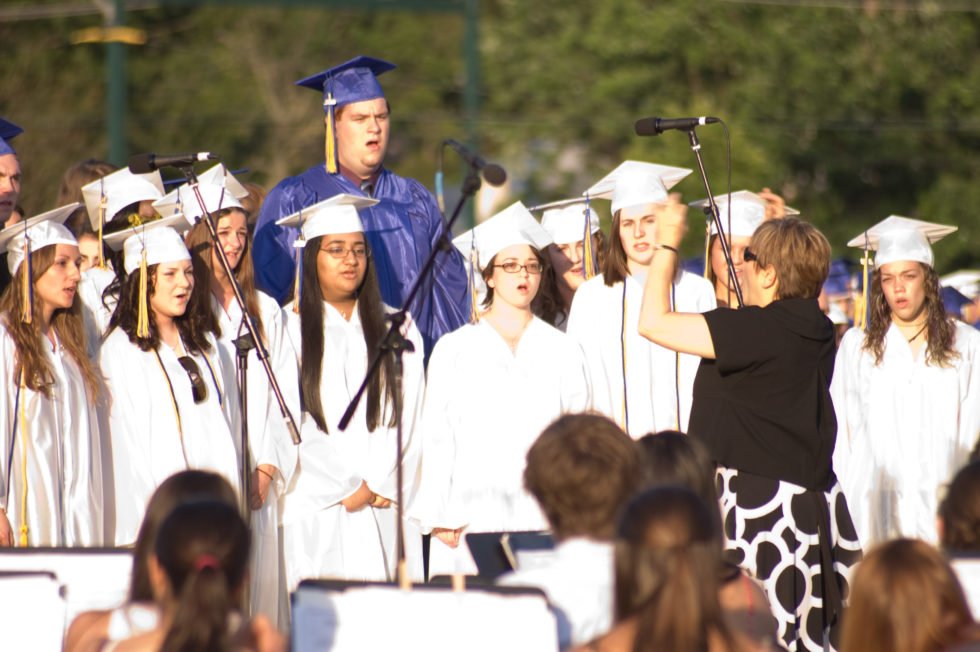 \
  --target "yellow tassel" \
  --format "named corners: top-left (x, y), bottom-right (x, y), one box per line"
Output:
top-left (703, 216), bottom-right (712, 278)
top-left (137, 249), bottom-right (150, 338)
top-left (856, 248), bottom-right (871, 331)
top-left (18, 370), bottom-right (29, 547)
top-left (325, 98), bottom-right (338, 174)
top-left (468, 248), bottom-right (480, 324)
top-left (21, 241), bottom-right (31, 325)
top-left (293, 246), bottom-right (302, 315)
top-left (582, 204), bottom-right (597, 281)
top-left (97, 195), bottom-right (107, 269)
